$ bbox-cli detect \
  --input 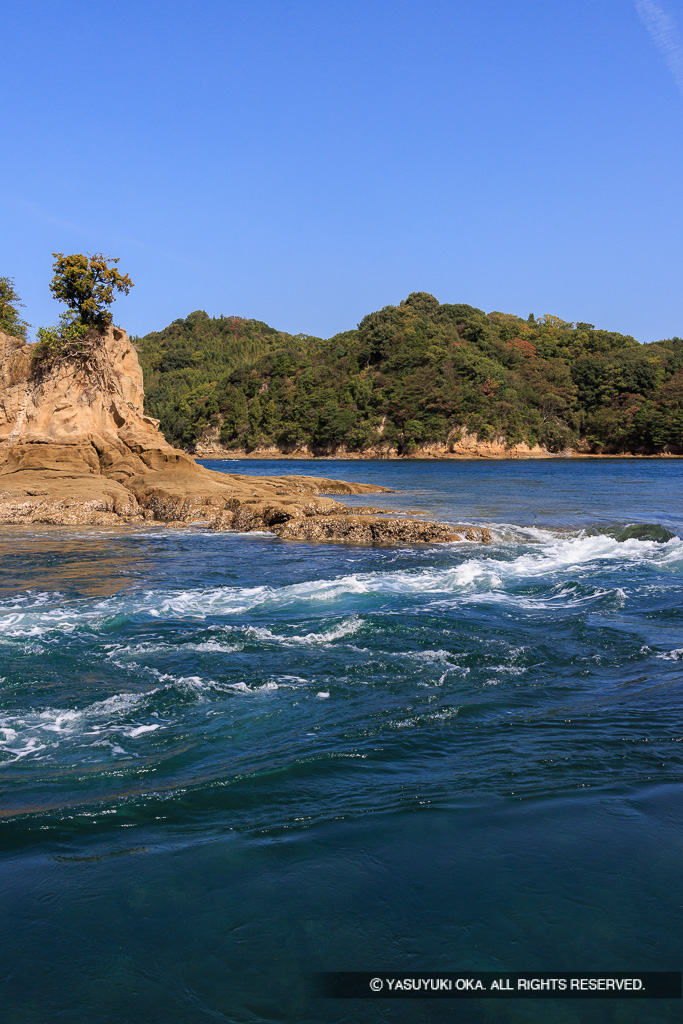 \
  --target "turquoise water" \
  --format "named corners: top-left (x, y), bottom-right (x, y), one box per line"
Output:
top-left (1, 458), bottom-right (682, 1023)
